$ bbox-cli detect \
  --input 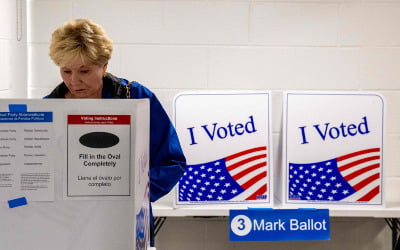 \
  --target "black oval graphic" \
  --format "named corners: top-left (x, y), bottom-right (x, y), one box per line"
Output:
top-left (79, 132), bottom-right (119, 148)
